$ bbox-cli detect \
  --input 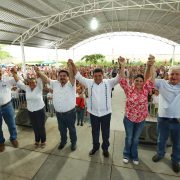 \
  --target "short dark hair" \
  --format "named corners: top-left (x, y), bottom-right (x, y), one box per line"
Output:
top-left (133, 74), bottom-right (144, 81)
top-left (93, 68), bottom-right (103, 75)
top-left (58, 70), bottom-right (69, 77)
